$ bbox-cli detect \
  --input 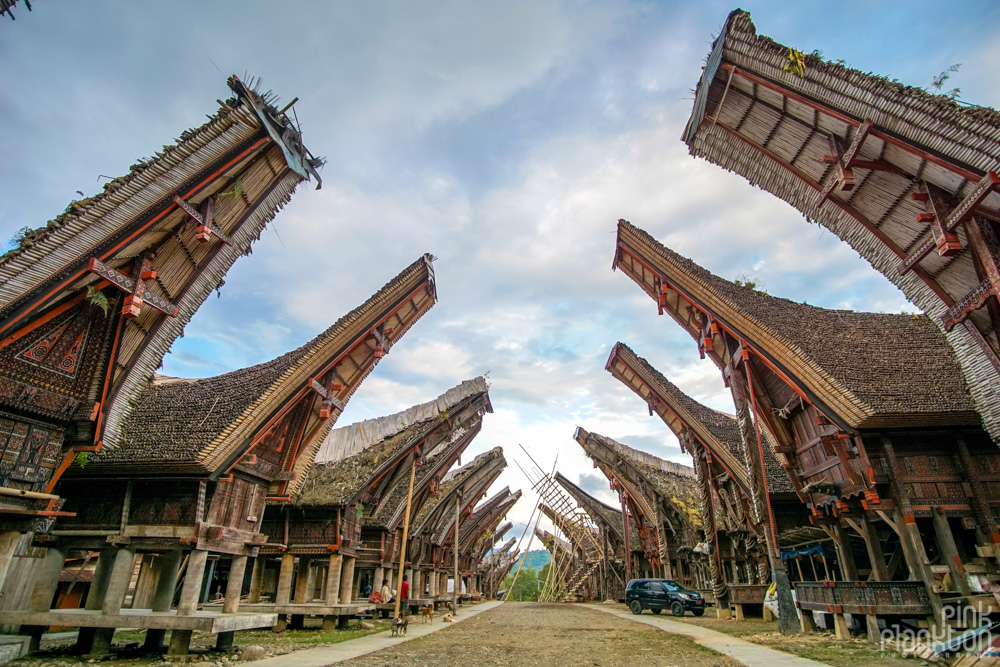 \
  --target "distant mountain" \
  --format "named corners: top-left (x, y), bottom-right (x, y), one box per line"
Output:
top-left (516, 550), bottom-right (551, 572)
